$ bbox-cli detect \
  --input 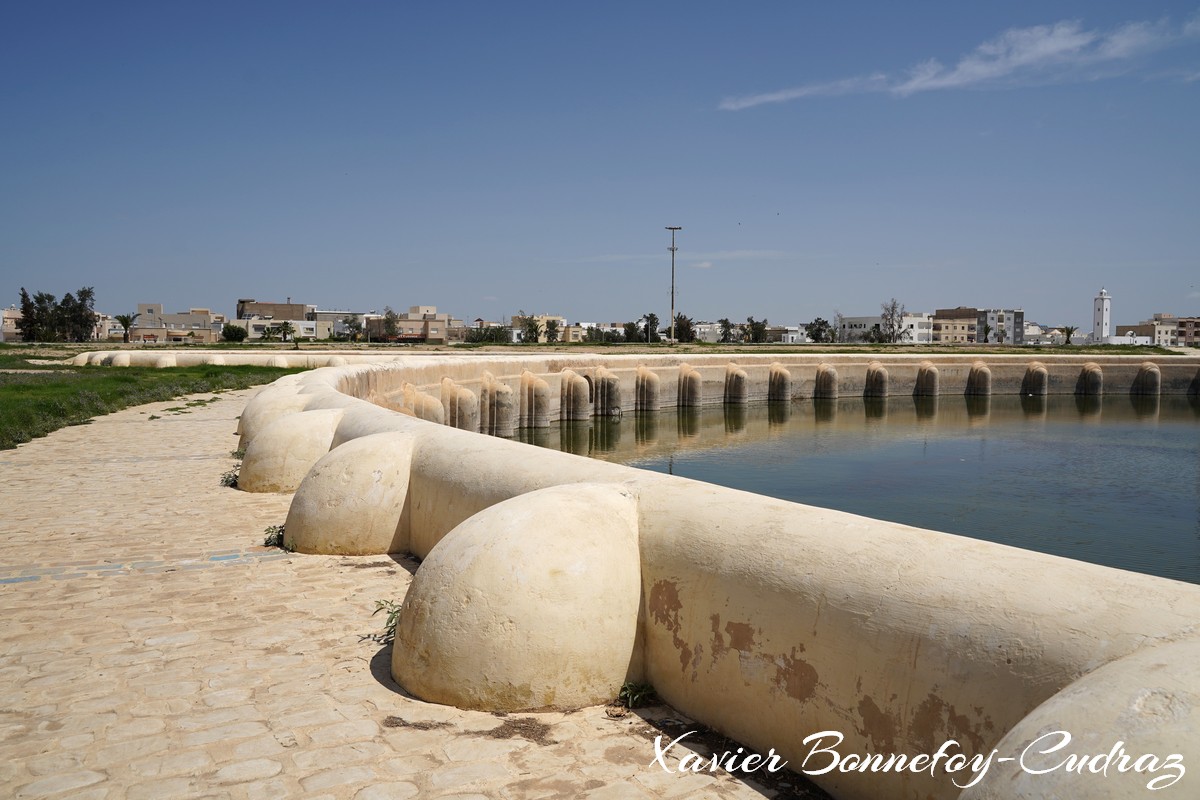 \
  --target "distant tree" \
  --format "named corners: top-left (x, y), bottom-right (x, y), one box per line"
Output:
top-left (341, 316), bottom-right (363, 342)
top-left (222, 321), bottom-right (247, 343)
top-left (833, 311), bottom-right (846, 343)
top-left (383, 307), bottom-right (400, 338)
top-left (879, 298), bottom-right (908, 344)
top-left (261, 325), bottom-right (280, 342)
top-left (277, 321), bottom-right (295, 342)
top-left (981, 323), bottom-right (992, 344)
top-left (465, 325), bottom-right (511, 344)
top-left (641, 313), bottom-right (661, 343)
top-left (545, 318), bottom-right (559, 344)
top-left (718, 318), bottom-right (735, 344)
top-left (804, 317), bottom-right (834, 344)
top-left (1061, 326), bottom-right (1077, 345)
top-left (513, 311), bottom-right (542, 343)
top-left (16, 286), bottom-right (96, 342)
top-left (604, 329), bottom-right (625, 343)
top-left (623, 321), bottom-right (640, 343)
top-left (673, 313), bottom-right (696, 343)
top-left (114, 313), bottom-right (140, 344)
top-left (995, 327), bottom-right (1007, 345)
top-left (584, 326), bottom-right (604, 343)
top-left (745, 316), bottom-right (768, 344)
